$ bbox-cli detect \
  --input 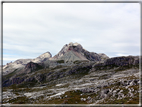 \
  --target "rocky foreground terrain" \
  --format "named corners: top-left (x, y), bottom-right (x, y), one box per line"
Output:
top-left (2, 42), bottom-right (141, 105)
